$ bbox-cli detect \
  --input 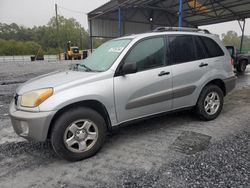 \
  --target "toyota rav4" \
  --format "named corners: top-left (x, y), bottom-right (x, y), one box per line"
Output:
top-left (9, 27), bottom-right (236, 161)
